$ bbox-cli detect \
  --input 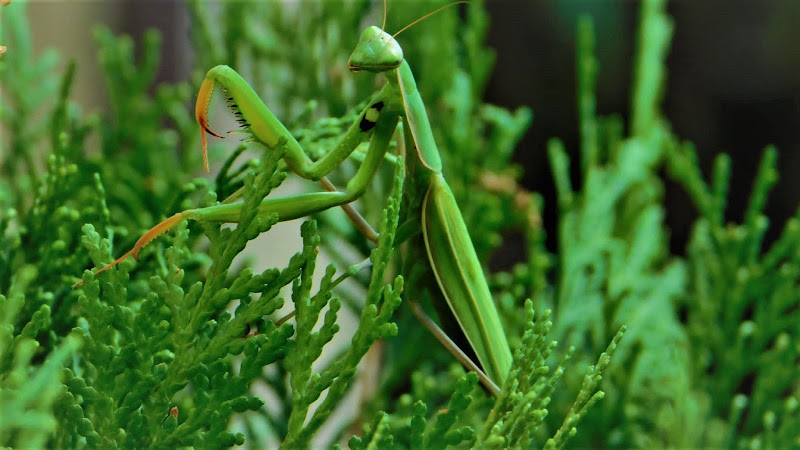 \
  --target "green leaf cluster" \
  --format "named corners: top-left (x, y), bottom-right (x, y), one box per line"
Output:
top-left (2, 0), bottom-right (797, 448)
